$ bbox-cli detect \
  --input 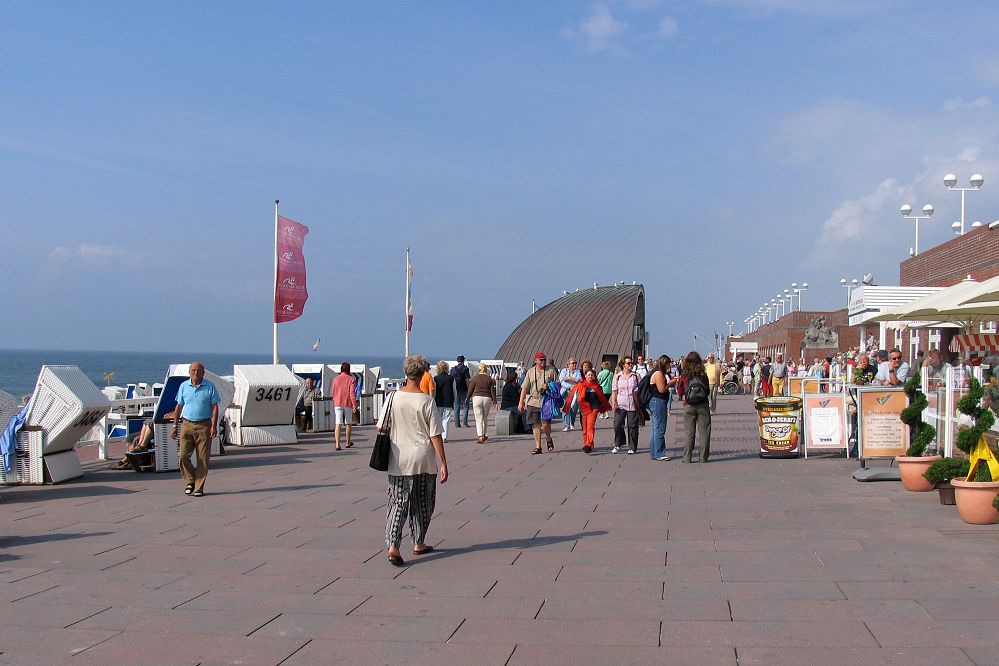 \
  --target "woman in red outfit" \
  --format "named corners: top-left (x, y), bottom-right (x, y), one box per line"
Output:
top-left (562, 368), bottom-right (612, 453)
